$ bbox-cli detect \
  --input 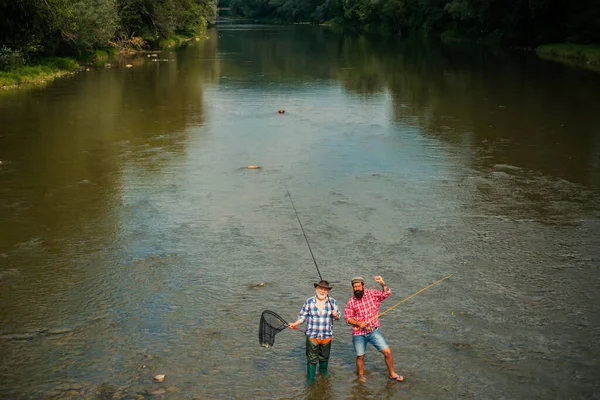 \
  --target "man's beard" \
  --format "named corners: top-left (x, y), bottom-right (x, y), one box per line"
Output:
top-left (316, 290), bottom-right (327, 300)
top-left (354, 290), bottom-right (364, 299)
